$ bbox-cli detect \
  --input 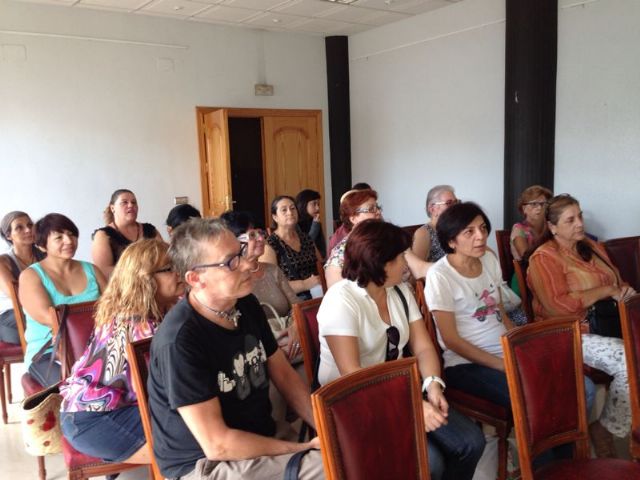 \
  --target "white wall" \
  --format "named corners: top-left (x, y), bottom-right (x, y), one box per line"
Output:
top-left (0, 0), bottom-right (330, 260)
top-left (349, 0), bottom-right (640, 243)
